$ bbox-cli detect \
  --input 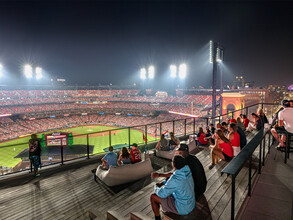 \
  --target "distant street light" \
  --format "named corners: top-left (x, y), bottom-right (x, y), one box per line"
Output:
top-left (24, 64), bottom-right (33, 78)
